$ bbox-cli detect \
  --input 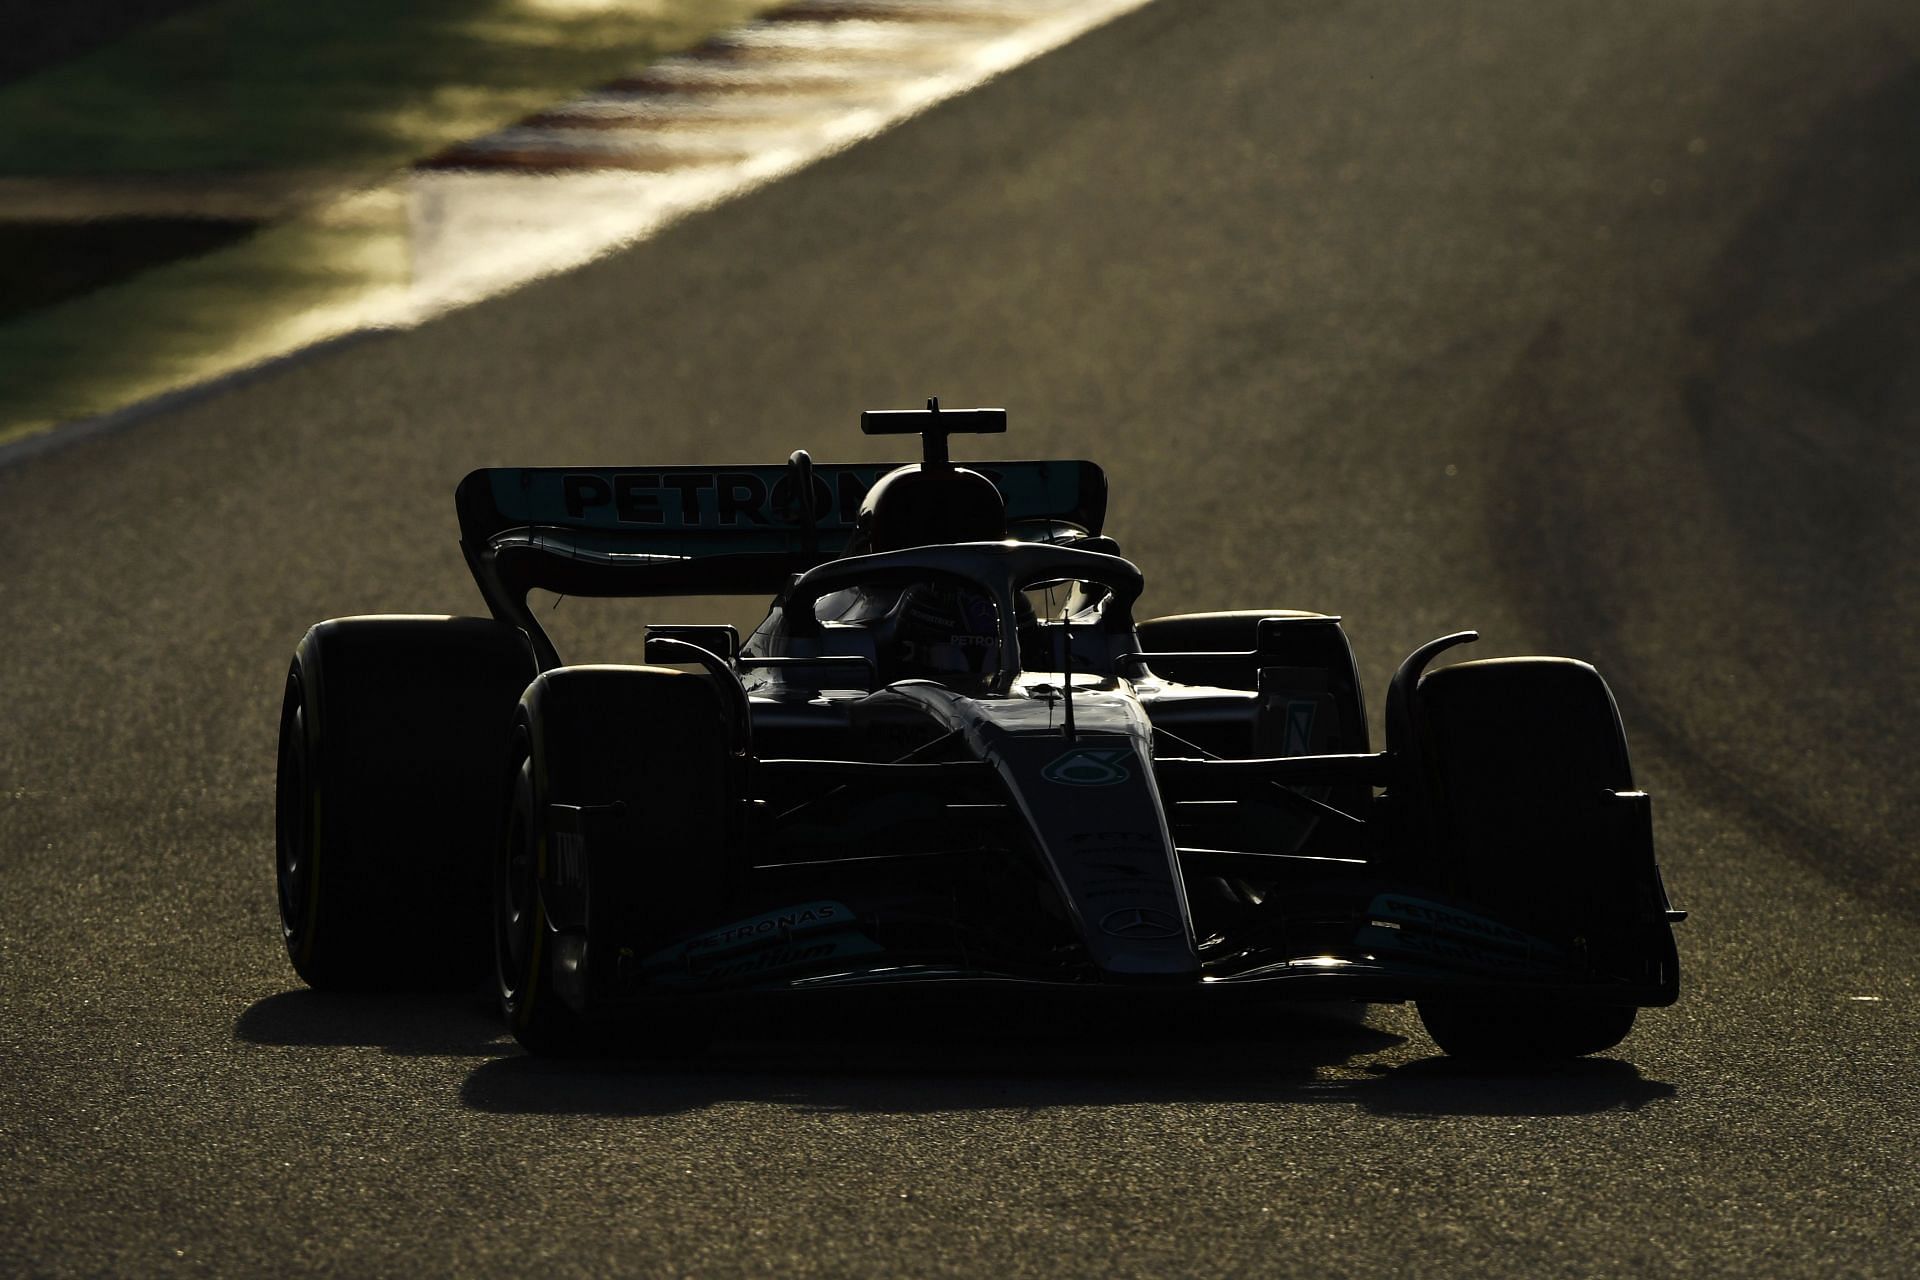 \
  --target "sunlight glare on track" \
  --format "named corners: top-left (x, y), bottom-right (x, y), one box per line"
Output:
top-left (0, 0), bottom-right (1154, 461)
top-left (403, 0), bottom-right (1156, 313)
